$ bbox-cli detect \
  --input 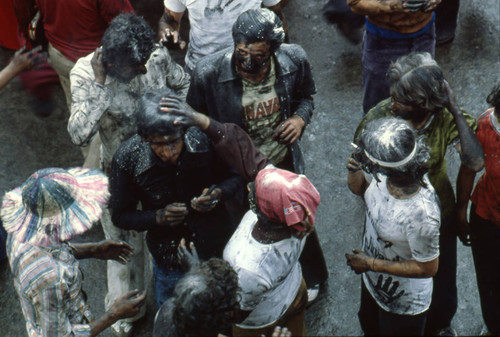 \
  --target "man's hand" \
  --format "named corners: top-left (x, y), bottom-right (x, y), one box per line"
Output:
top-left (443, 80), bottom-right (461, 115)
top-left (156, 202), bottom-right (188, 226)
top-left (346, 249), bottom-right (372, 274)
top-left (91, 48), bottom-right (106, 85)
top-left (177, 238), bottom-right (200, 271)
top-left (110, 289), bottom-right (147, 319)
top-left (10, 46), bottom-right (45, 72)
top-left (272, 114), bottom-right (306, 145)
top-left (191, 185), bottom-right (221, 212)
top-left (160, 96), bottom-right (210, 130)
top-left (423, 0), bottom-right (441, 12)
top-left (93, 240), bottom-right (134, 264)
top-left (456, 208), bottom-right (472, 246)
top-left (160, 26), bottom-right (186, 50)
top-left (268, 326), bottom-right (292, 337)
top-left (346, 150), bottom-right (363, 173)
